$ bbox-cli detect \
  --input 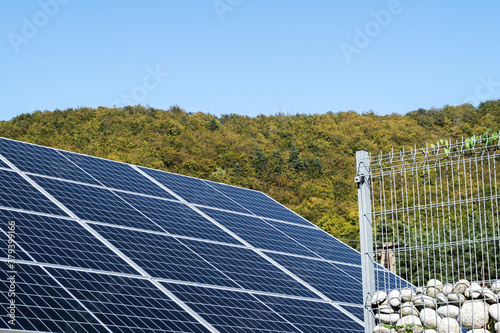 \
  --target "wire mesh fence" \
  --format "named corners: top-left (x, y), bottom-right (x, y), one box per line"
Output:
top-left (370, 135), bottom-right (500, 290)
top-left (357, 133), bottom-right (500, 332)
